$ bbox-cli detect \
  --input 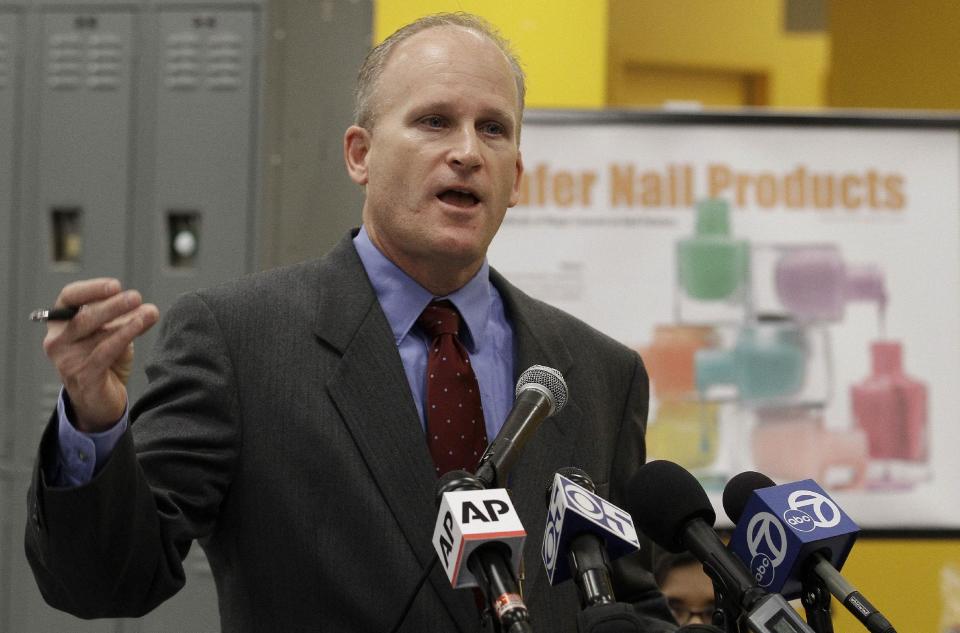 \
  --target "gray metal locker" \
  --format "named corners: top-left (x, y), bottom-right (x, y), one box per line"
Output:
top-left (7, 2), bottom-right (261, 631)
top-left (10, 6), bottom-right (140, 631)
top-left (4, 0), bottom-right (373, 630)
top-left (0, 5), bottom-right (24, 633)
top-left (127, 4), bottom-right (261, 401)
top-left (129, 6), bottom-right (262, 630)
top-left (16, 7), bottom-right (136, 459)
top-left (0, 5), bottom-right (21, 457)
